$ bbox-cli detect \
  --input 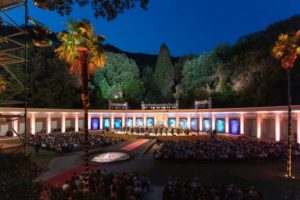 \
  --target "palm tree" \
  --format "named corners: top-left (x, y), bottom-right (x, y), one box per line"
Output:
top-left (55, 20), bottom-right (106, 191)
top-left (272, 31), bottom-right (300, 178)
